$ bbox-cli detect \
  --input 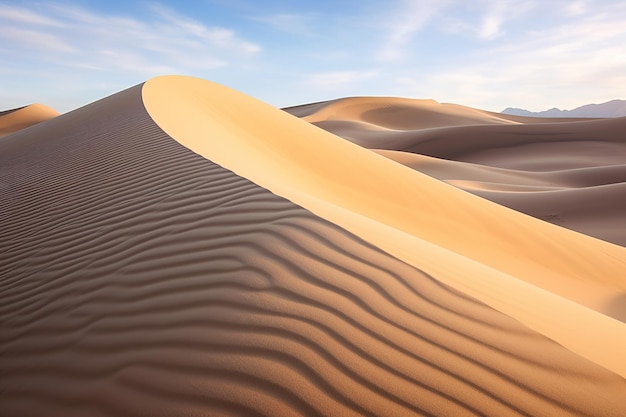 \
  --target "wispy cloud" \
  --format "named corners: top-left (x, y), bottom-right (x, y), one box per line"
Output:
top-left (564, 0), bottom-right (588, 16)
top-left (377, 0), bottom-right (452, 62)
top-left (2, 0), bottom-right (626, 114)
top-left (442, 0), bottom-right (537, 40)
top-left (150, 4), bottom-right (260, 54)
top-left (396, 1), bottom-right (626, 110)
top-left (476, 0), bottom-right (519, 40)
top-left (0, 2), bottom-right (260, 76)
top-left (0, 4), bottom-right (63, 26)
top-left (250, 13), bottom-right (317, 36)
top-left (0, 26), bottom-right (75, 53)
